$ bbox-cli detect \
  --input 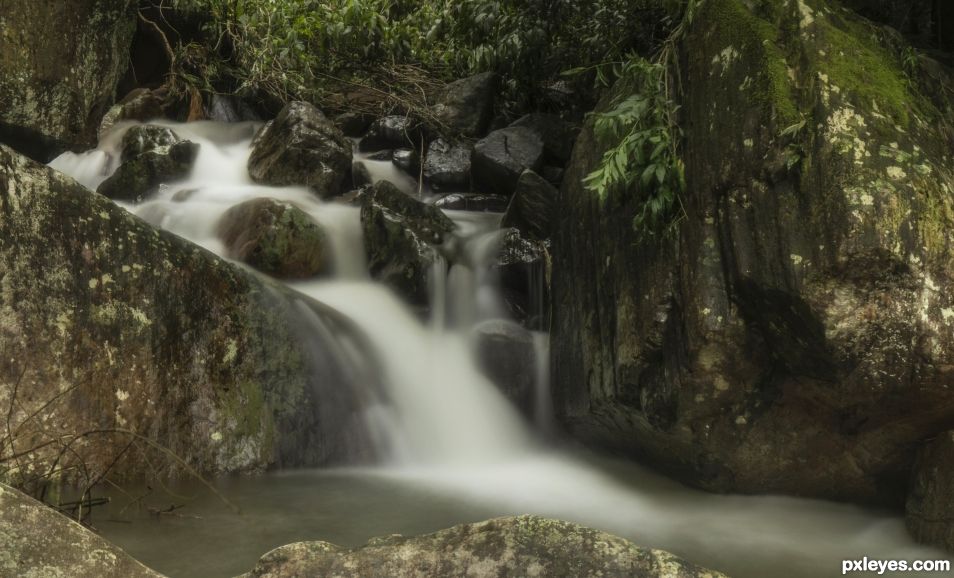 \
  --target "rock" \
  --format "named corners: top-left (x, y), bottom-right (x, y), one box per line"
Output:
top-left (422, 138), bottom-right (471, 191)
top-left (472, 320), bottom-right (536, 414)
top-left (0, 483), bottom-right (163, 577)
top-left (205, 94), bottom-right (262, 123)
top-left (99, 88), bottom-right (169, 138)
top-left (432, 72), bottom-right (499, 138)
top-left (239, 515), bottom-right (727, 578)
top-left (0, 144), bottom-right (378, 481)
top-left (361, 180), bottom-right (456, 305)
top-left (502, 169), bottom-right (558, 240)
top-left (551, 0), bottom-right (954, 506)
top-left (0, 0), bottom-right (137, 160)
top-left (907, 432), bottom-right (954, 551)
top-left (97, 125), bottom-right (200, 202)
top-left (392, 148), bottom-right (420, 174)
top-left (218, 198), bottom-right (330, 279)
top-left (366, 150), bottom-right (393, 162)
top-left (542, 165), bottom-right (566, 187)
top-left (247, 101), bottom-right (352, 198)
top-left (495, 228), bottom-right (549, 329)
top-left (433, 193), bottom-right (509, 212)
top-left (472, 127), bottom-right (544, 196)
top-left (510, 113), bottom-right (580, 165)
top-left (333, 111), bottom-right (373, 138)
top-left (352, 160), bottom-right (374, 188)
top-left (358, 115), bottom-right (421, 152)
